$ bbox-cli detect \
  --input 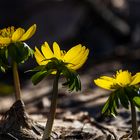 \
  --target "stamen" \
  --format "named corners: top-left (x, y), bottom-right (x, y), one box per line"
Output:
top-left (0, 26), bottom-right (15, 38)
